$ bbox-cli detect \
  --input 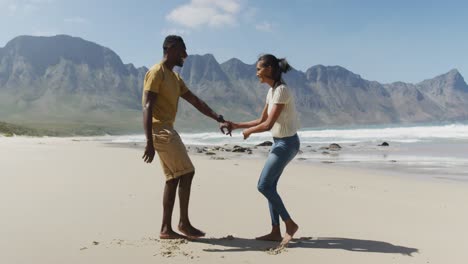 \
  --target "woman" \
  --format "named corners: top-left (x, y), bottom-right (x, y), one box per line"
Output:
top-left (226, 54), bottom-right (300, 246)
